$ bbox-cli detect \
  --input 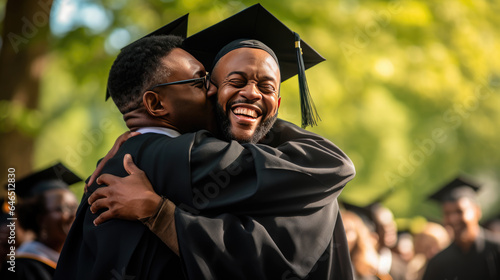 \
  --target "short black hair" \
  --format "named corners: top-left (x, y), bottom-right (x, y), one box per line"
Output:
top-left (107, 35), bottom-right (184, 113)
